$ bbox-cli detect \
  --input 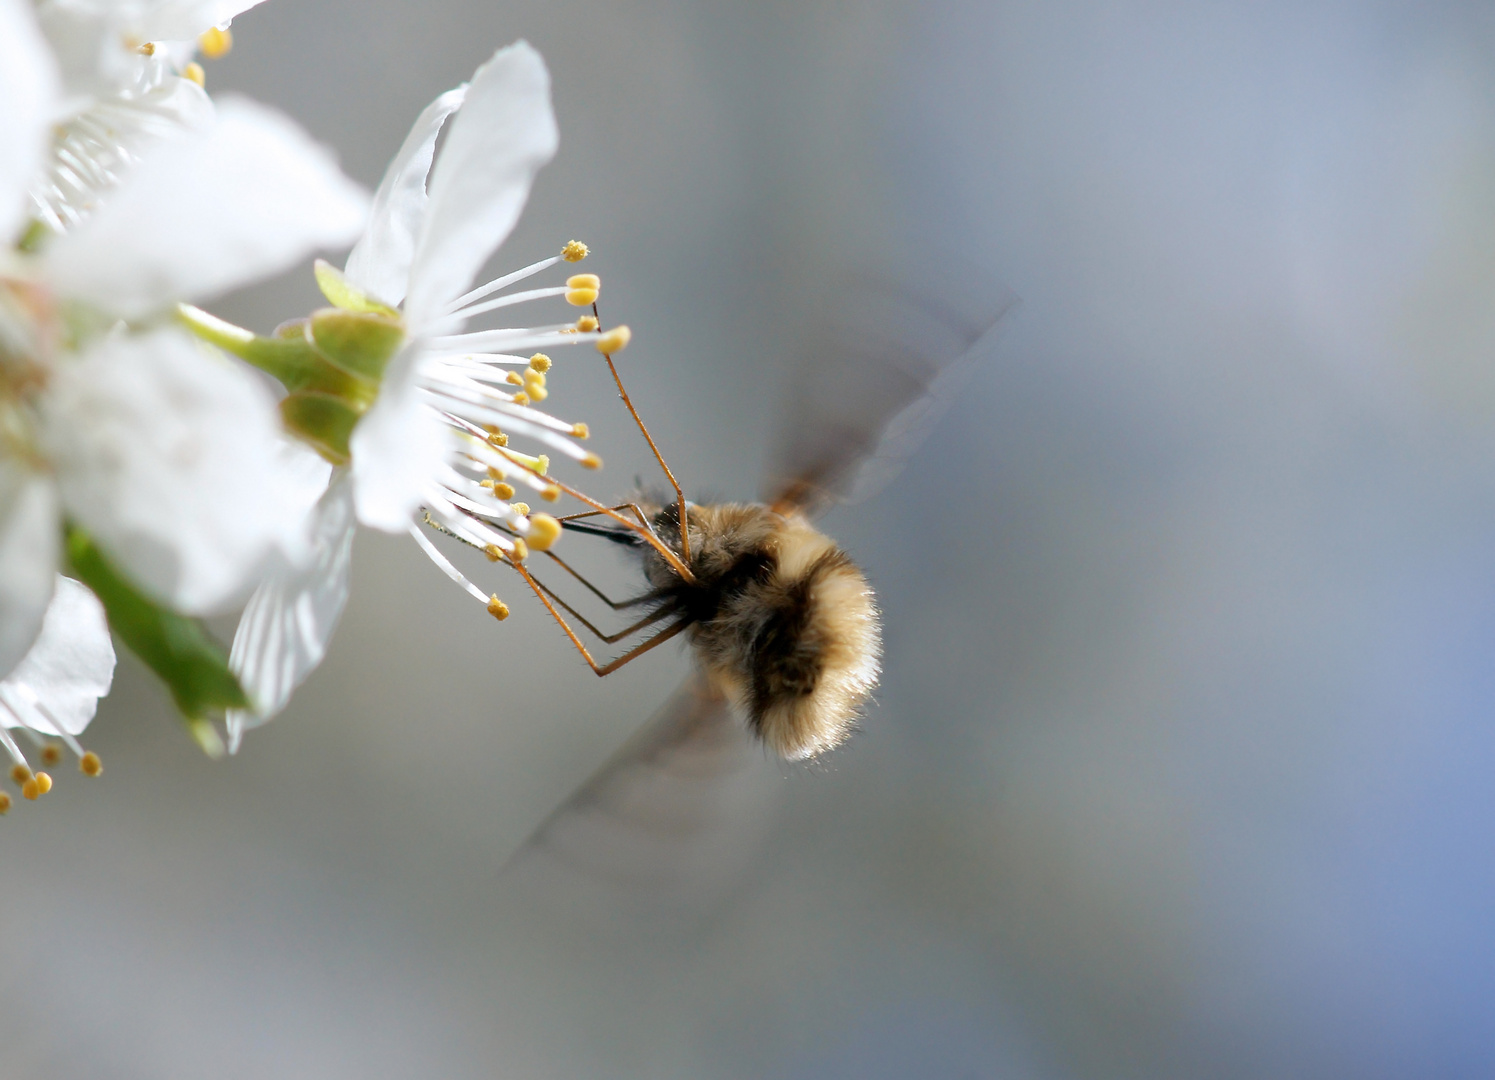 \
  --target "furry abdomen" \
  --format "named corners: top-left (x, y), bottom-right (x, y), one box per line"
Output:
top-left (640, 502), bottom-right (882, 760)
